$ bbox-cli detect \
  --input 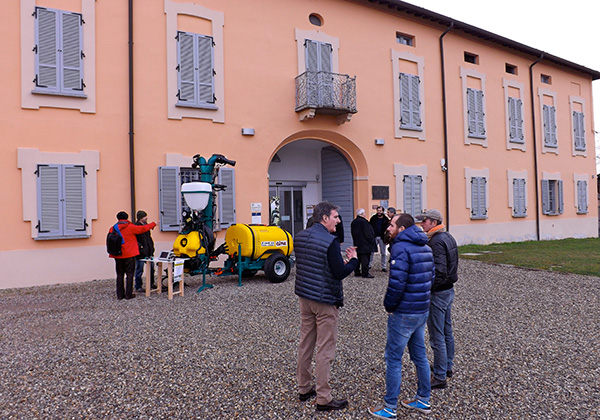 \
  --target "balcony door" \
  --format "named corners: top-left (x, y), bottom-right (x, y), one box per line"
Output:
top-left (305, 40), bottom-right (333, 107)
